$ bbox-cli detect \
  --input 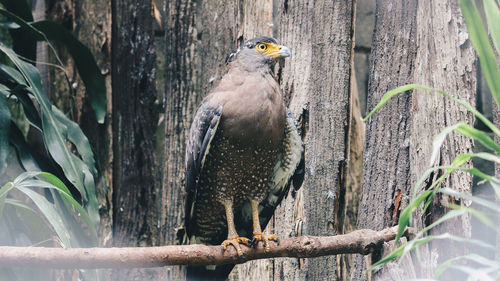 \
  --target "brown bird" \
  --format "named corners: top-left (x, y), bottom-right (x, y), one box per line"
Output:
top-left (184, 36), bottom-right (304, 281)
